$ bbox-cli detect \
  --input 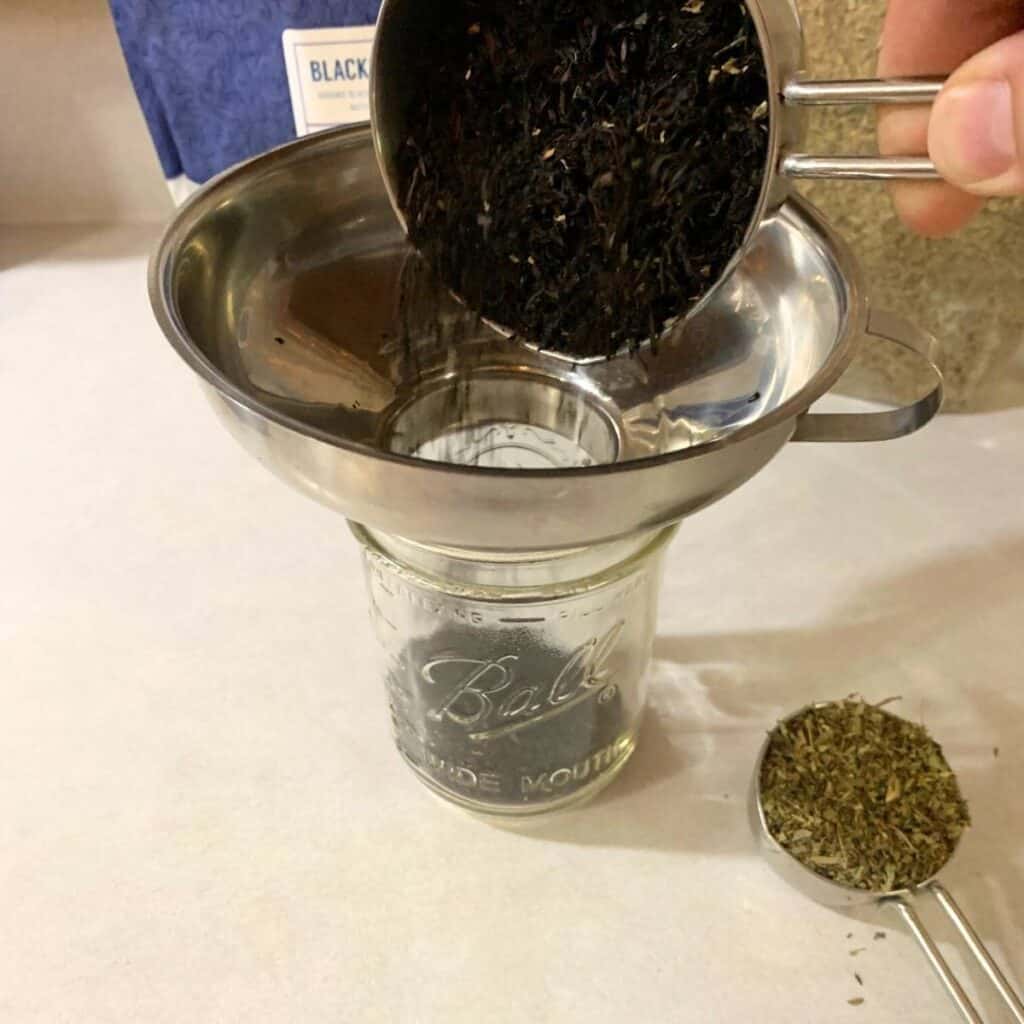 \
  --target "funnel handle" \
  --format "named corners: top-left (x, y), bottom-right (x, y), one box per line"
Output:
top-left (792, 309), bottom-right (944, 443)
